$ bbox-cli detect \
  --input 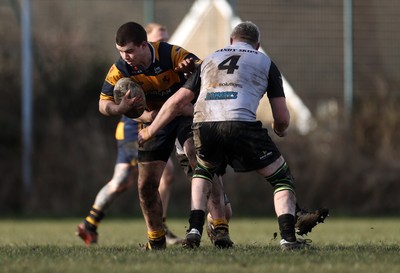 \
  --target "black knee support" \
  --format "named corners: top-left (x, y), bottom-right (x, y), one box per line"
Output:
top-left (265, 162), bottom-right (295, 194)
